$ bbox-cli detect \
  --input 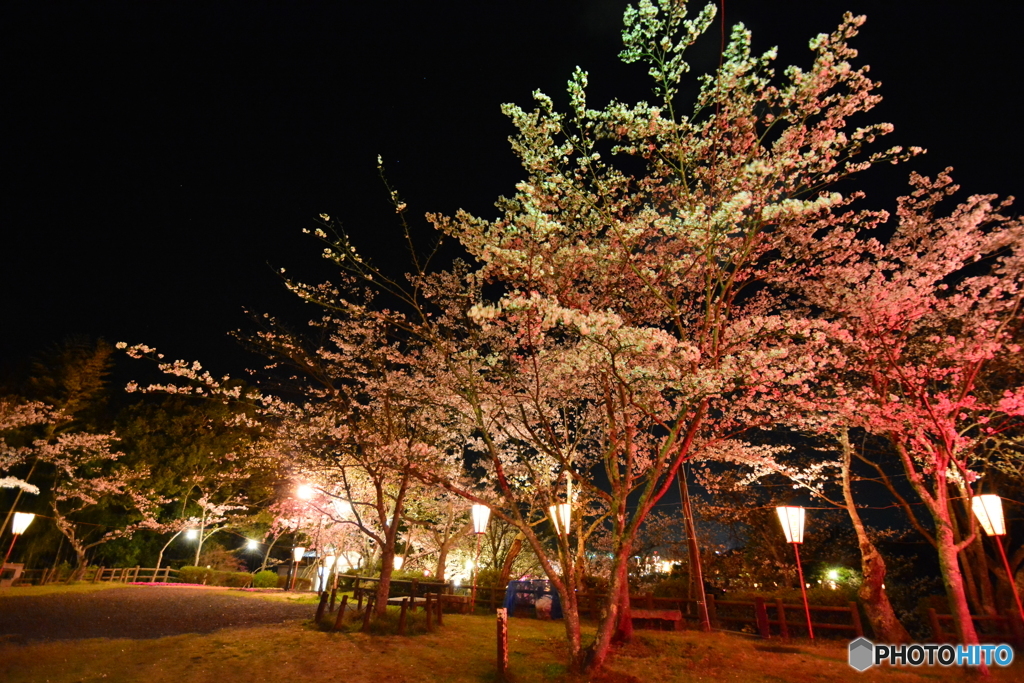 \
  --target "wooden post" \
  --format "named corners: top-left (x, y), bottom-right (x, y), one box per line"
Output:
top-left (332, 595), bottom-right (349, 632)
top-left (315, 590), bottom-right (329, 625)
top-left (411, 578), bottom-right (419, 601)
top-left (775, 599), bottom-right (788, 639)
top-left (357, 592), bottom-right (364, 612)
top-left (425, 594), bottom-right (434, 632)
top-left (754, 597), bottom-right (771, 639)
top-left (928, 608), bottom-right (944, 642)
top-left (706, 594), bottom-right (718, 629)
top-left (133, 565), bottom-right (141, 582)
top-left (849, 601), bottom-right (863, 638)
top-left (496, 608), bottom-right (508, 681)
top-left (361, 596), bottom-right (375, 632)
top-left (398, 598), bottom-right (409, 636)
top-left (329, 586), bottom-right (337, 612)
top-left (436, 594), bottom-right (444, 626)
top-left (93, 566), bottom-right (104, 584)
